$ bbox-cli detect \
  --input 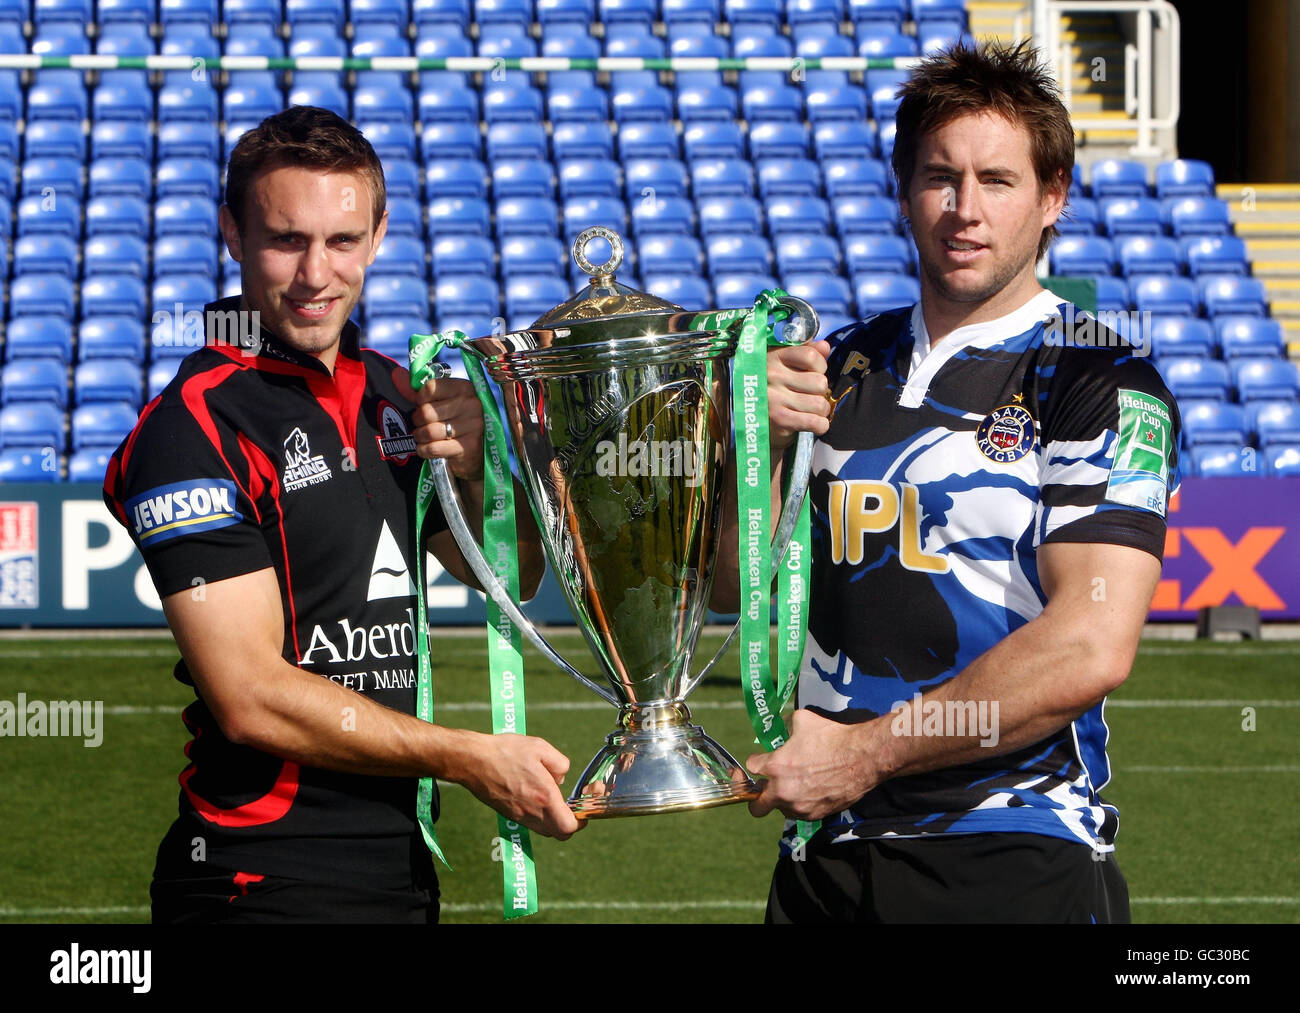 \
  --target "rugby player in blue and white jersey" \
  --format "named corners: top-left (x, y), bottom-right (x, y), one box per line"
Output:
top-left (720, 41), bottom-right (1181, 923)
